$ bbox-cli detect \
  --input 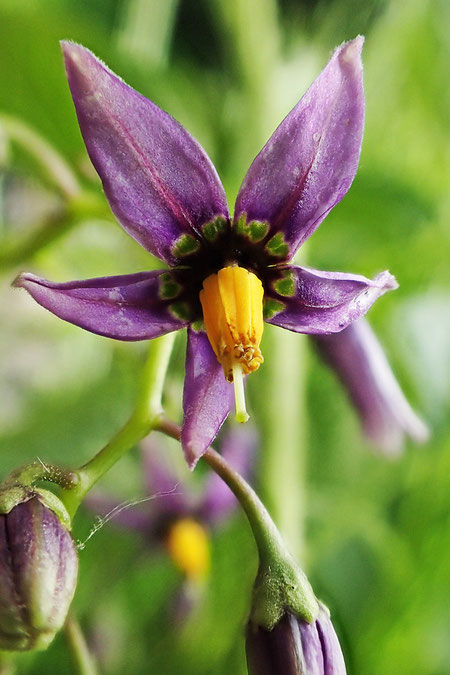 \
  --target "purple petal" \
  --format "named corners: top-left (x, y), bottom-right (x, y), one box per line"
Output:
top-left (235, 37), bottom-right (364, 260)
top-left (313, 318), bottom-right (429, 455)
top-left (181, 329), bottom-right (234, 469)
top-left (246, 605), bottom-right (346, 674)
top-left (14, 270), bottom-right (188, 340)
top-left (264, 265), bottom-right (397, 335)
top-left (316, 606), bottom-right (346, 675)
top-left (62, 42), bottom-right (229, 265)
top-left (199, 425), bottom-right (257, 526)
